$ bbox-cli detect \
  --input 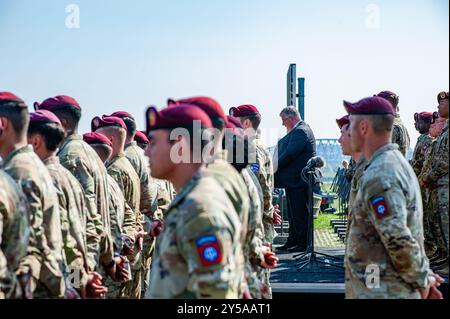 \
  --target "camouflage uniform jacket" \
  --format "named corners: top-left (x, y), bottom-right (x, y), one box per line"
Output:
top-left (254, 137), bottom-right (276, 243)
top-left (0, 170), bottom-right (30, 298)
top-left (147, 167), bottom-right (242, 299)
top-left (4, 145), bottom-right (65, 297)
top-left (44, 155), bottom-right (91, 286)
top-left (411, 134), bottom-right (434, 177)
top-left (345, 144), bottom-right (430, 299)
top-left (240, 168), bottom-right (265, 298)
top-left (422, 120), bottom-right (449, 188)
top-left (392, 115), bottom-right (411, 157)
top-left (57, 134), bottom-right (114, 269)
top-left (106, 175), bottom-right (136, 253)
